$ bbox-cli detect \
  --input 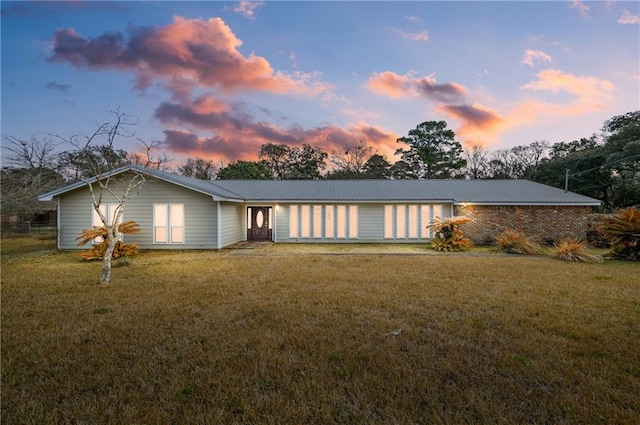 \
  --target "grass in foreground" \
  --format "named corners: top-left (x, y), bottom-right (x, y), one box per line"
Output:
top-left (2, 238), bottom-right (639, 424)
